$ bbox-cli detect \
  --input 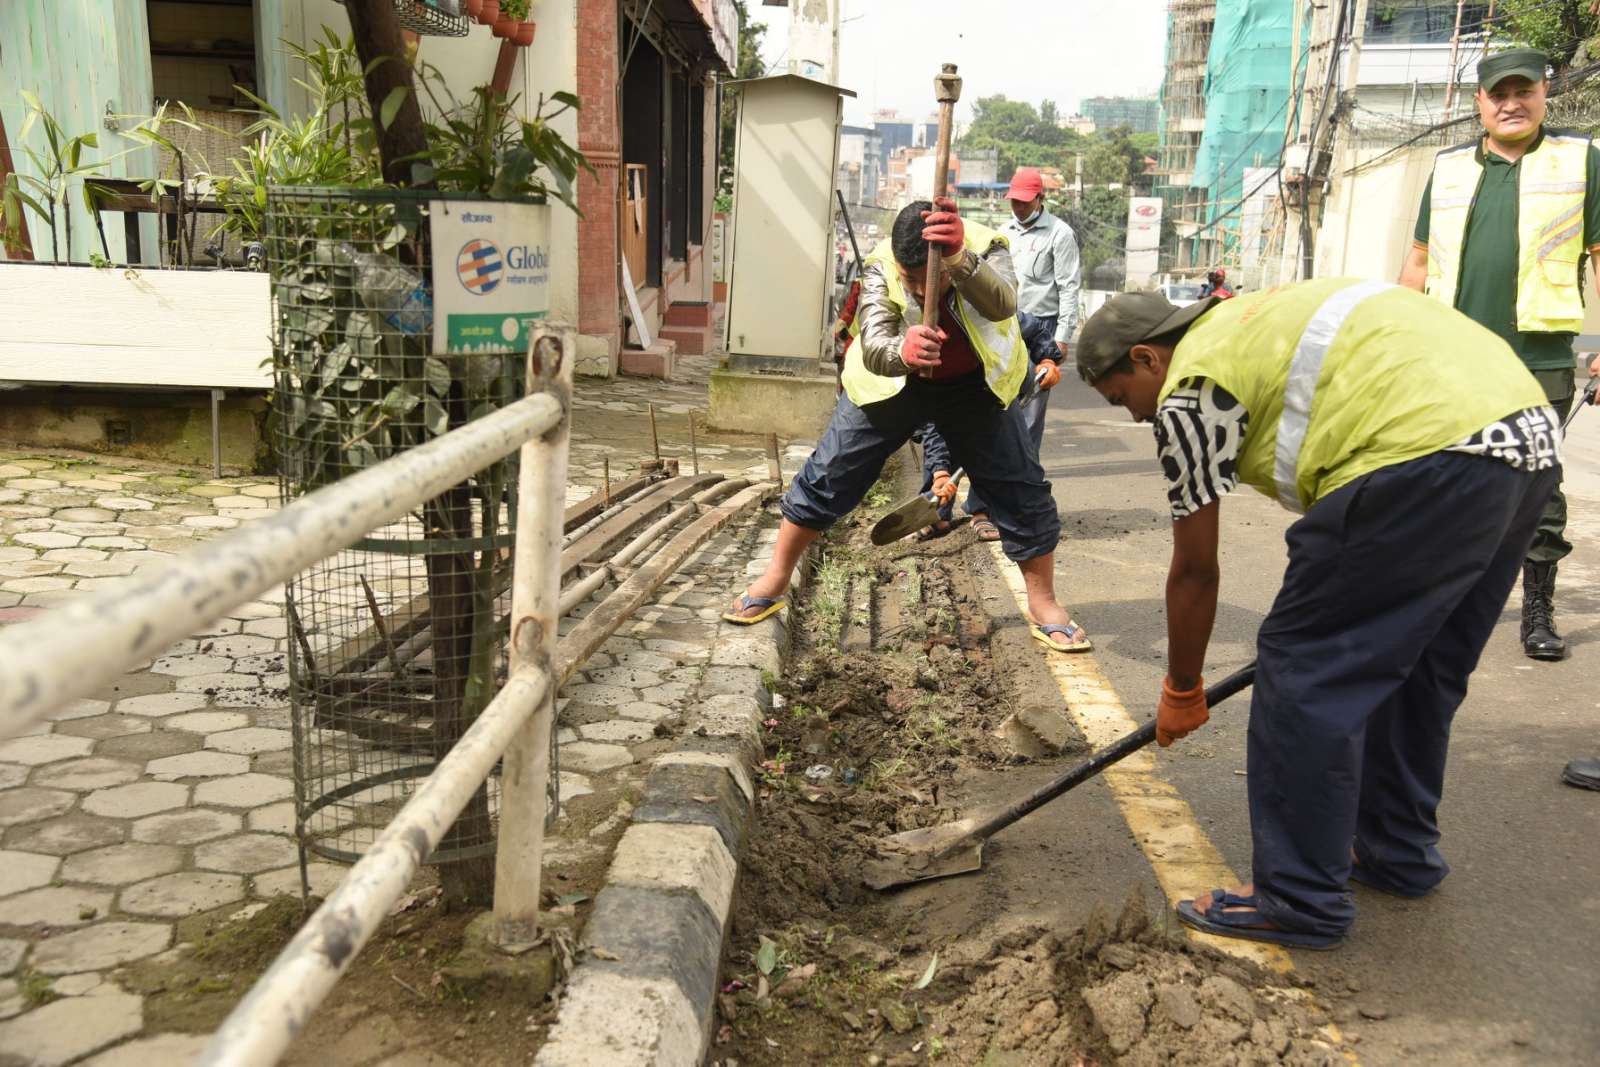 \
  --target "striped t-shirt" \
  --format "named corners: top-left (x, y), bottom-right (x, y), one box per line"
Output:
top-left (1153, 377), bottom-right (1561, 520)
